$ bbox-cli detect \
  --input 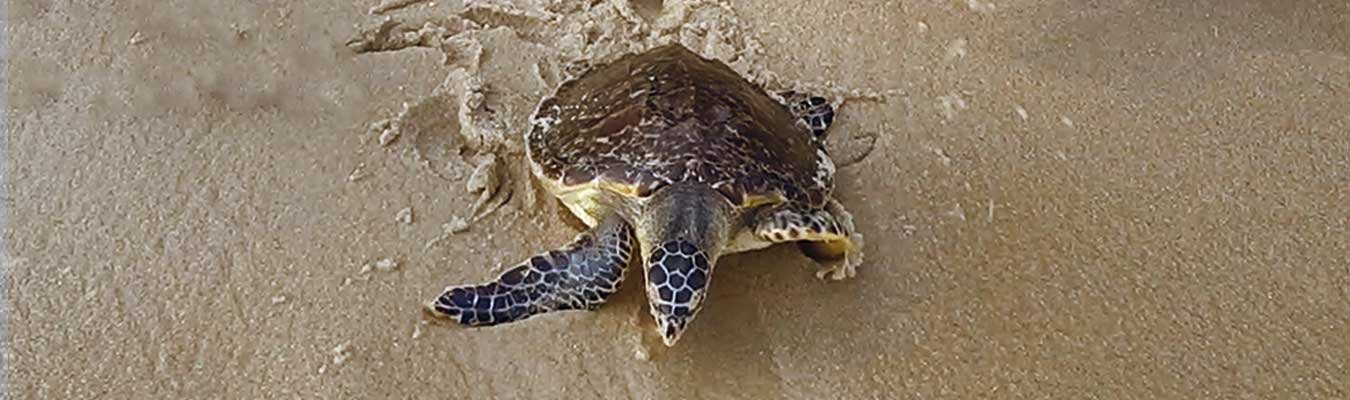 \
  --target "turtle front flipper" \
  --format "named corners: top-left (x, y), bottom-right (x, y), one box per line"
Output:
top-left (426, 213), bottom-right (635, 326)
top-left (778, 90), bottom-right (836, 138)
top-left (753, 199), bottom-right (864, 281)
